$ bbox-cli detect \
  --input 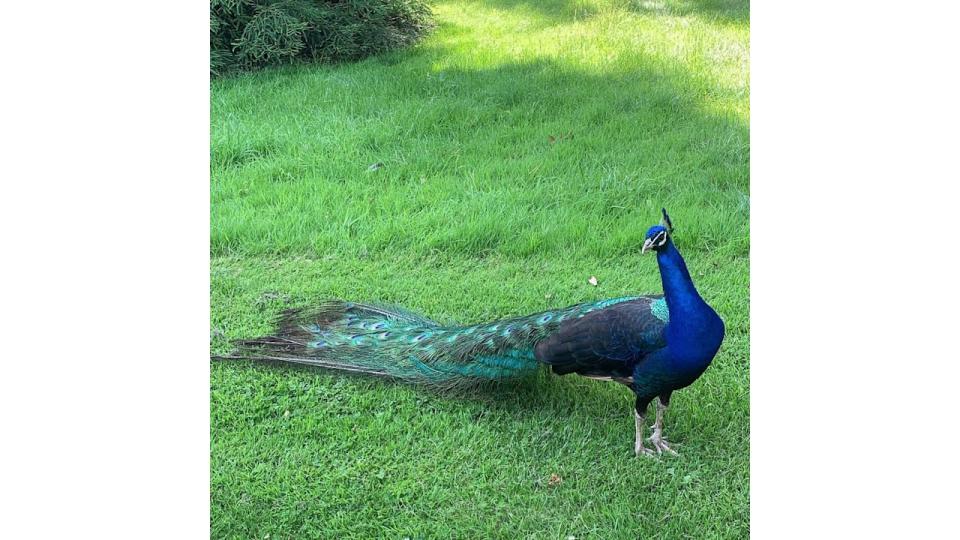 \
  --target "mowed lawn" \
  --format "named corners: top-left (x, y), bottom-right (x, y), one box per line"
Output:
top-left (211, 0), bottom-right (749, 537)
